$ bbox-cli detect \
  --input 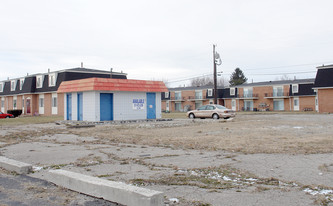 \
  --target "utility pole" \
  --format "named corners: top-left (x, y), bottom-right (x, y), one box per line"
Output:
top-left (213, 44), bottom-right (217, 104)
